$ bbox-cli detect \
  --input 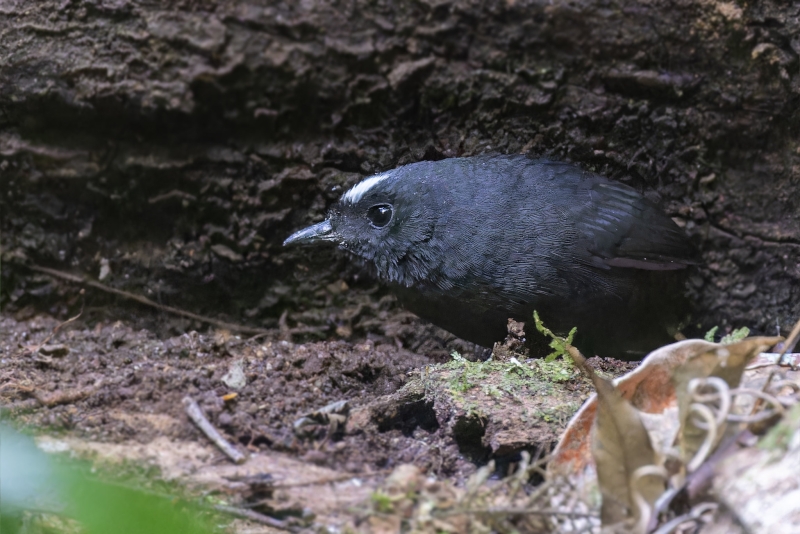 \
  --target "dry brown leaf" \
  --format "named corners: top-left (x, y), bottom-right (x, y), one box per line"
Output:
top-left (547, 337), bottom-right (788, 532)
top-left (550, 340), bottom-right (718, 477)
top-left (674, 336), bottom-right (782, 470)
top-left (569, 347), bottom-right (665, 531)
